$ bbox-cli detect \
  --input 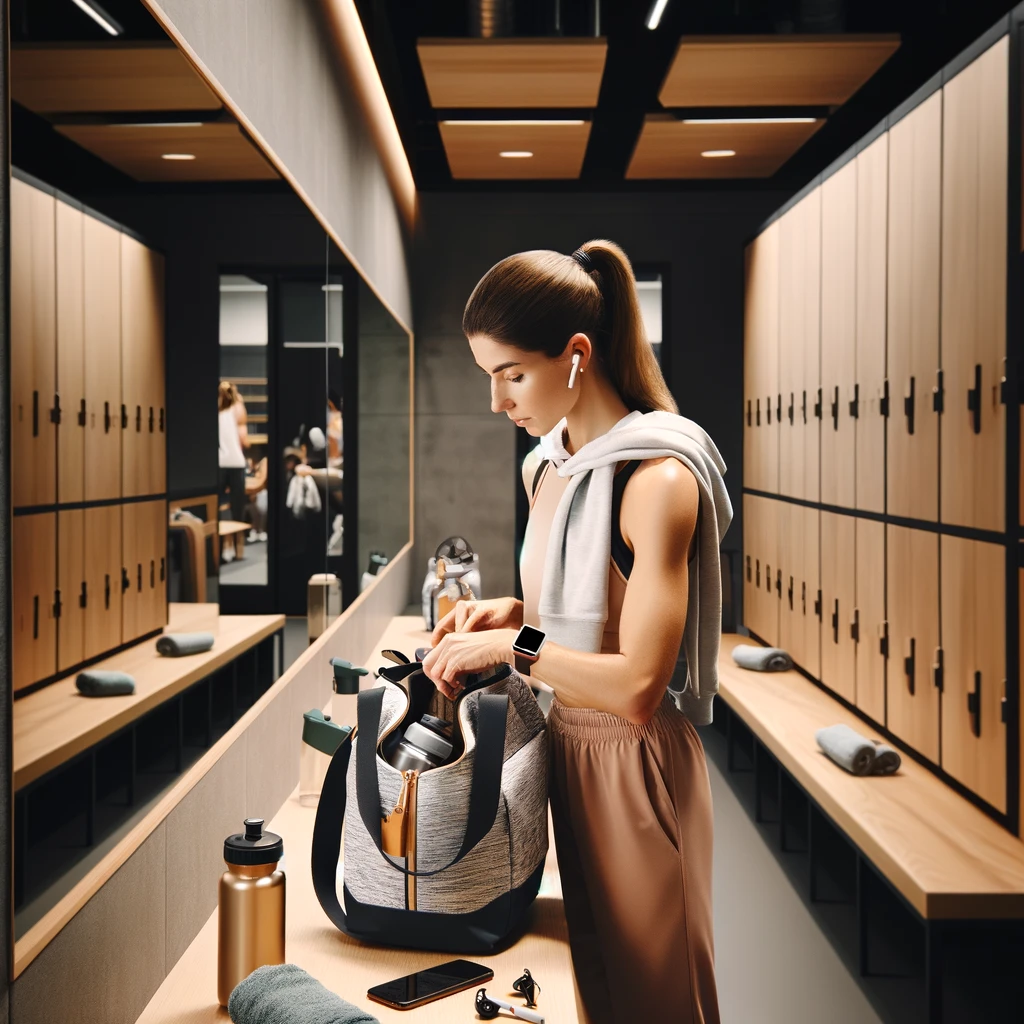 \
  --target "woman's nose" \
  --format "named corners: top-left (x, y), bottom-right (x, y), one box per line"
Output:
top-left (491, 384), bottom-right (513, 415)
